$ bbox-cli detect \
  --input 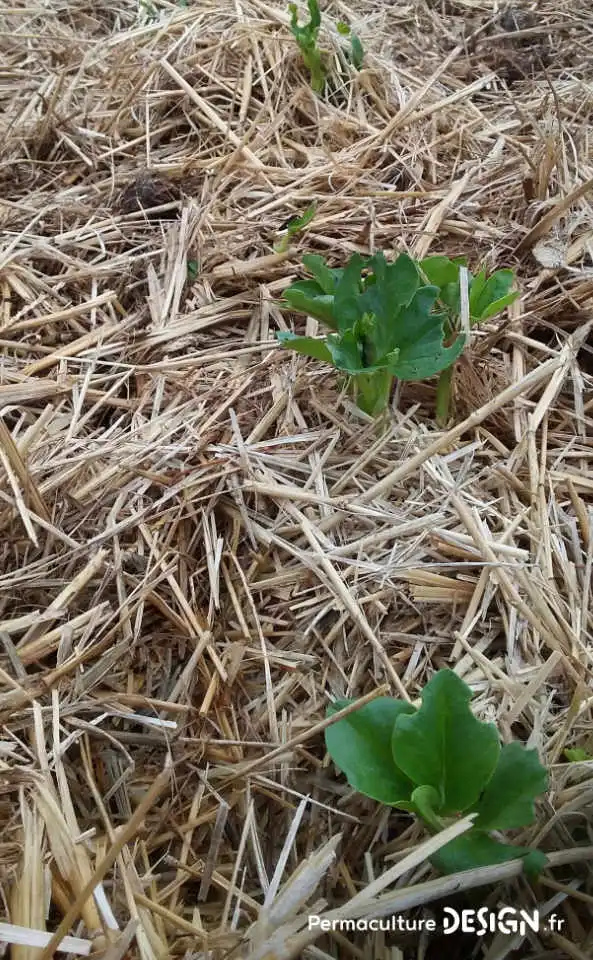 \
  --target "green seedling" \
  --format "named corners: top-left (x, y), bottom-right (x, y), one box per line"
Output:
top-left (274, 205), bottom-right (316, 253)
top-left (277, 250), bottom-right (518, 419)
top-left (186, 258), bottom-right (199, 281)
top-left (325, 670), bottom-right (548, 876)
top-left (420, 255), bottom-right (518, 423)
top-left (289, 0), bottom-right (326, 93)
top-left (337, 20), bottom-right (364, 69)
